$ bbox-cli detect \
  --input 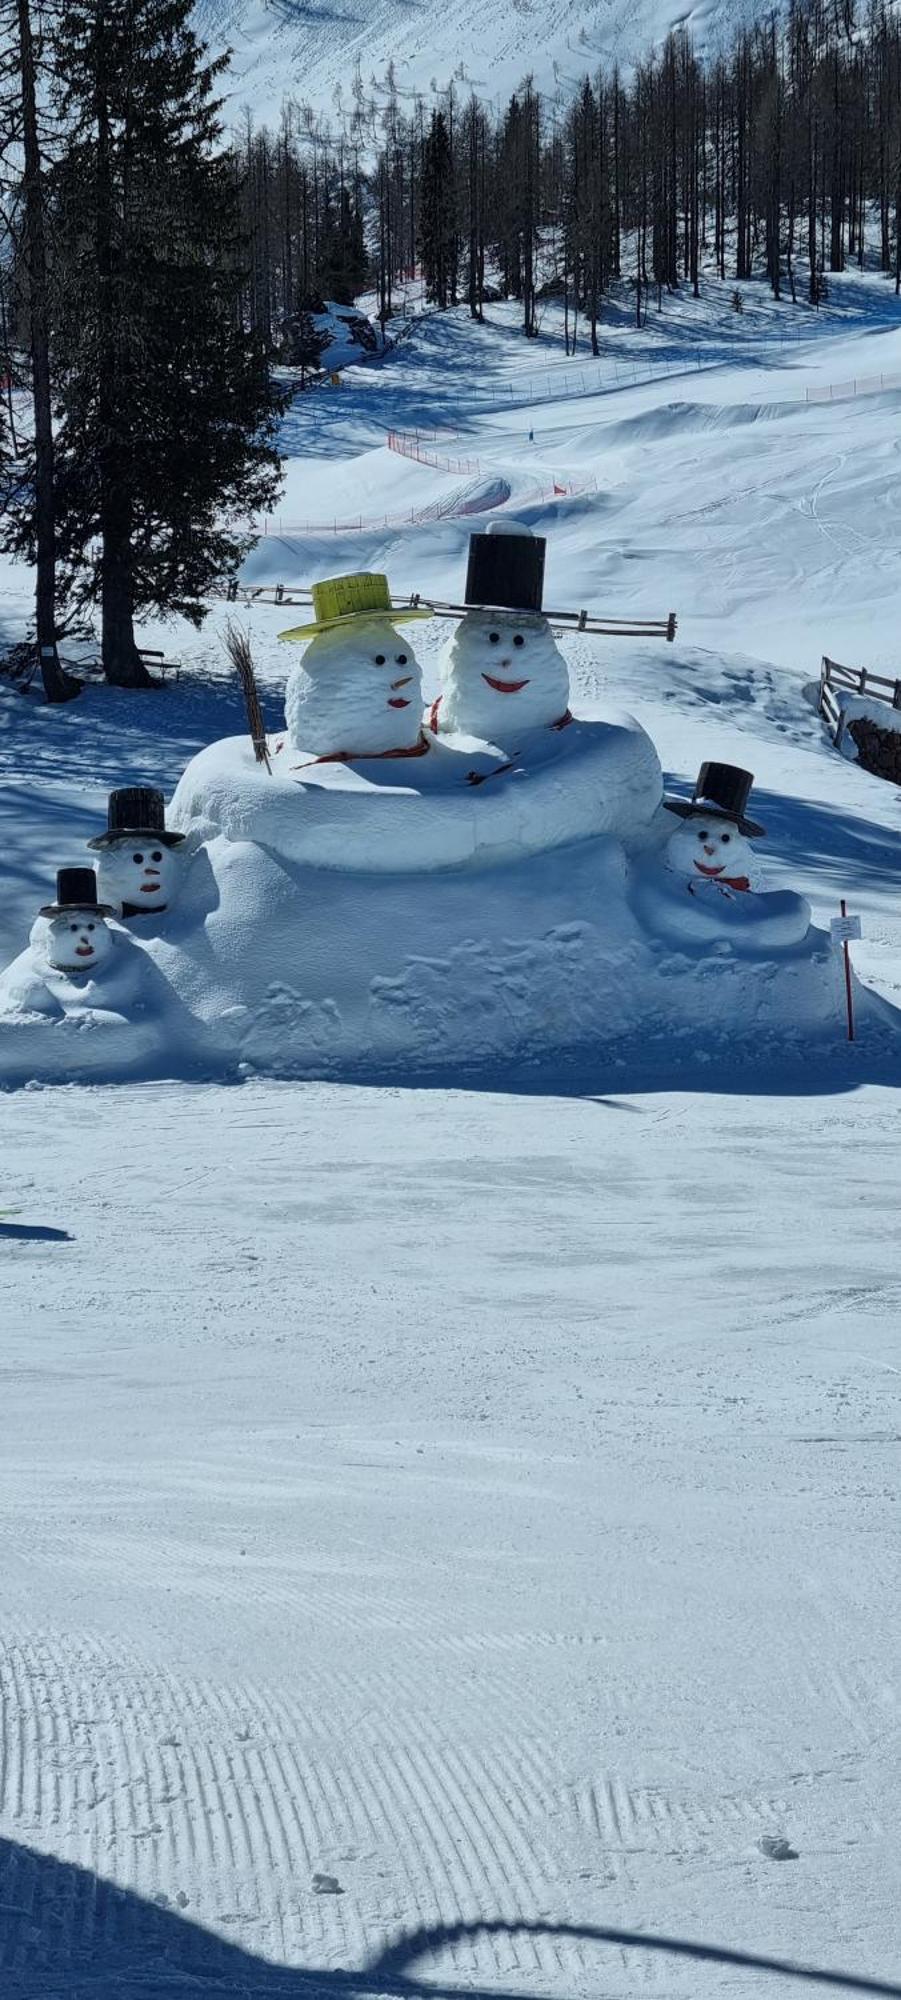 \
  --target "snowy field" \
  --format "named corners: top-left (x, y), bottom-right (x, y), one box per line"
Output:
top-left (3, 276), bottom-right (901, 1994)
